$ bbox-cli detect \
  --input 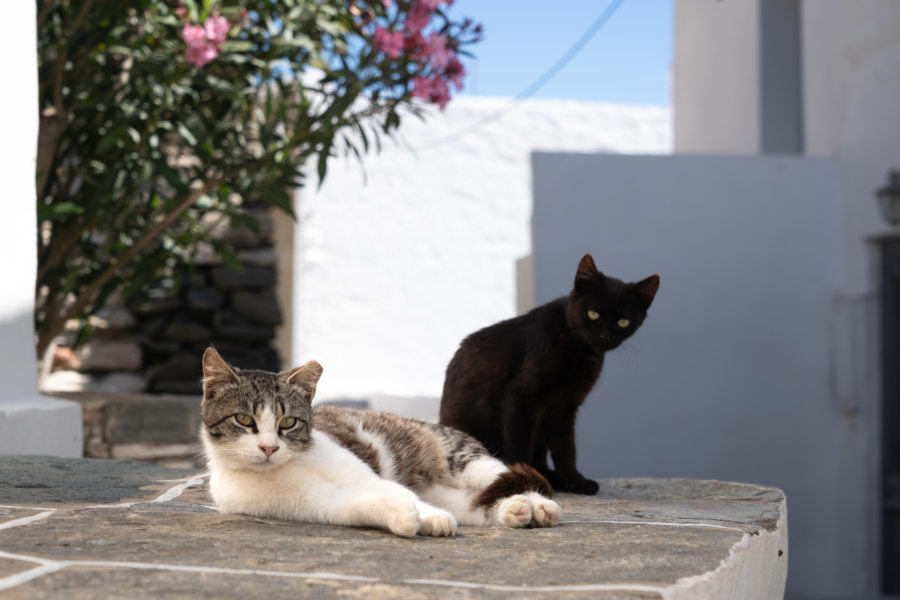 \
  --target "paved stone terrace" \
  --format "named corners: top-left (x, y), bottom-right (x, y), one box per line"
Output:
top-left (0, 457), bottom-right (786, 599)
